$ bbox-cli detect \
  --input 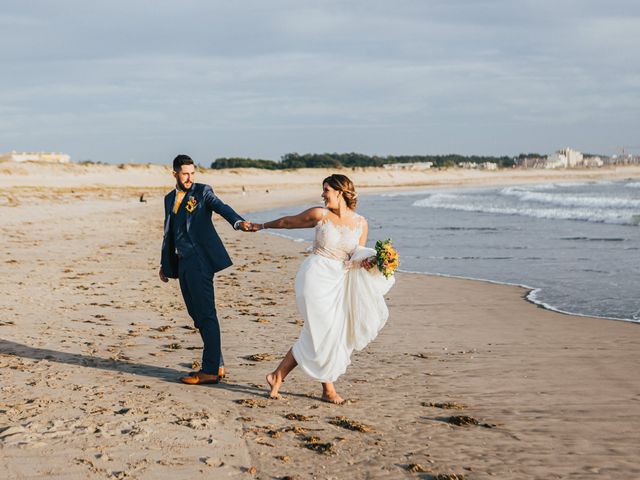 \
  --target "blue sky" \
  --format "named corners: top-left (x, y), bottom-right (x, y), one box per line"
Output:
top-left (1, 1), bottom-right (638, 164)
